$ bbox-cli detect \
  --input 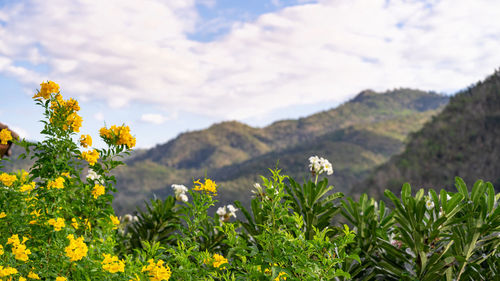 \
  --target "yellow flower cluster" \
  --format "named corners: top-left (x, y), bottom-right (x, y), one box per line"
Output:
top-left (141, 259), bottom-right (171, 281)
top-left (64, 112), bottom-right (83, 132)
top-left (80, 134), bottom-right (92, 148)
top-left (48, 218), bottom-right (66, 231)
top-left (110, 215), bottom-right (120, 229)
top-left (20, 182), bottom-right (36, 193)
top-left (33, 81), bottom-right (59, 99)
top-left (0, 128), bottom-right (12, 145)
top-left (81, 149), bottom-right (99, 166)
top-left (0, 266), bottom-right (17, 277)
top-left (49, 92), bottom-right (83, 133)
top-left (193, 178), bottom-right (218, 197)
top-left (92, 184), bottom-right (105, 199)
top-left (204, 253), bottom-right (228, 269)
top-left (99, 125), bottom-right (136, 148)
top-left (6, 234), bottom-right (31, 261)
top-left (47, 177), bottom-right (65, 189)
top-left (275, 272), bottom-right (287, 281)
top-left (0, 212), bottom-right (6, 218)
top-left (56, 277), bottom-right (67, 281)
top-left (28, 271), bottom-right (41, 279)
top-left (101, 253), bottom-right (125, 273)
top-left (65, 234), bottom-right (88, 262)
top-left (0, 173), bottom-right (17, 187)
